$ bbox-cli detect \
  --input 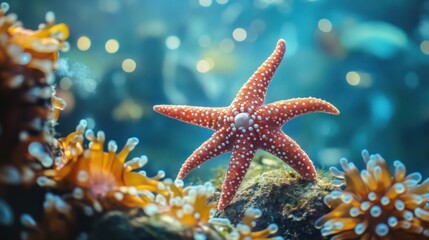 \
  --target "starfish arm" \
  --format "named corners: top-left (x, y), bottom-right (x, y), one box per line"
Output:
top-left (218, 143), bottom-right (256, 210)
top-left (177, 127), bottom-right (232, 179)
top-left (256, 97), bottom-right (340, 127)
top-left (260, 129), bottom-right (317, 180)
top-left (231, 39), bottom-right (286, 110)
top-left (153, 105), bottom-right (228, 130)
